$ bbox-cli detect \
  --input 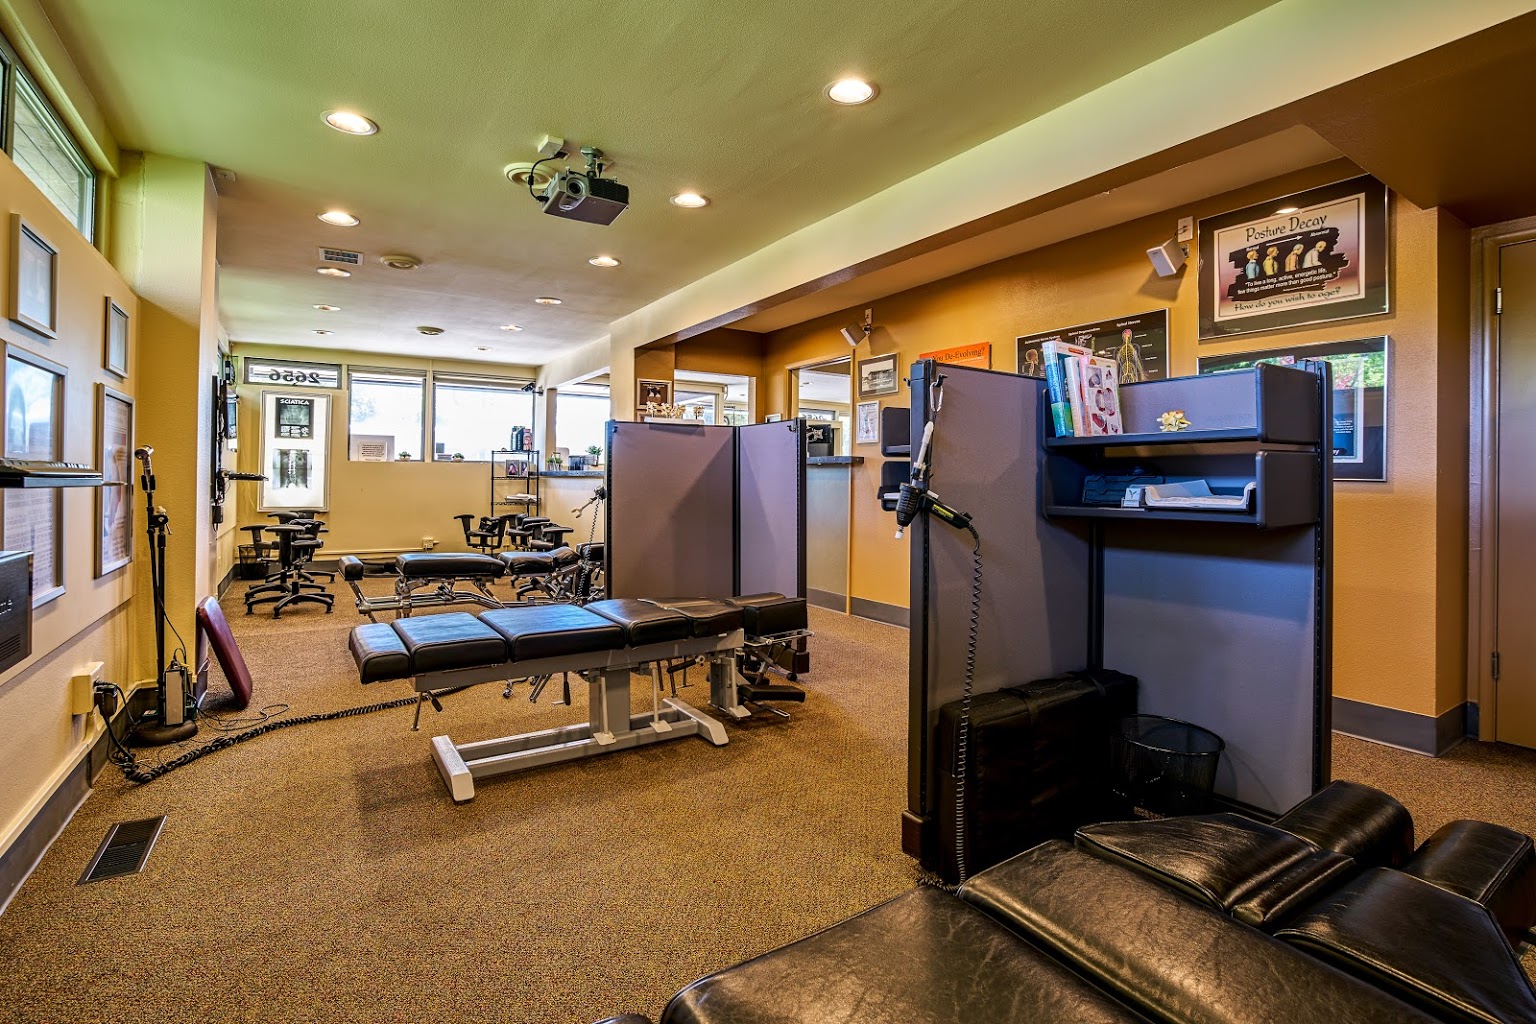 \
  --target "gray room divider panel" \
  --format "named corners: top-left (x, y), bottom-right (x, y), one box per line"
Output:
top-left (906, 362), bottom-right (1091, 850)
top-left (606, 421), bottom-right (736, 599)
top-left (737, 420), bottom-right (806, 598)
